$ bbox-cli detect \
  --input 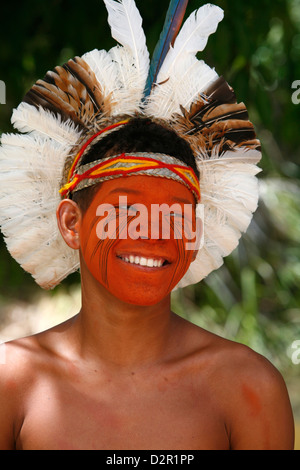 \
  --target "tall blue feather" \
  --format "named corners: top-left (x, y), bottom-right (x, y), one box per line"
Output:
top-left (144, 0), bottom-right (189, 98)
